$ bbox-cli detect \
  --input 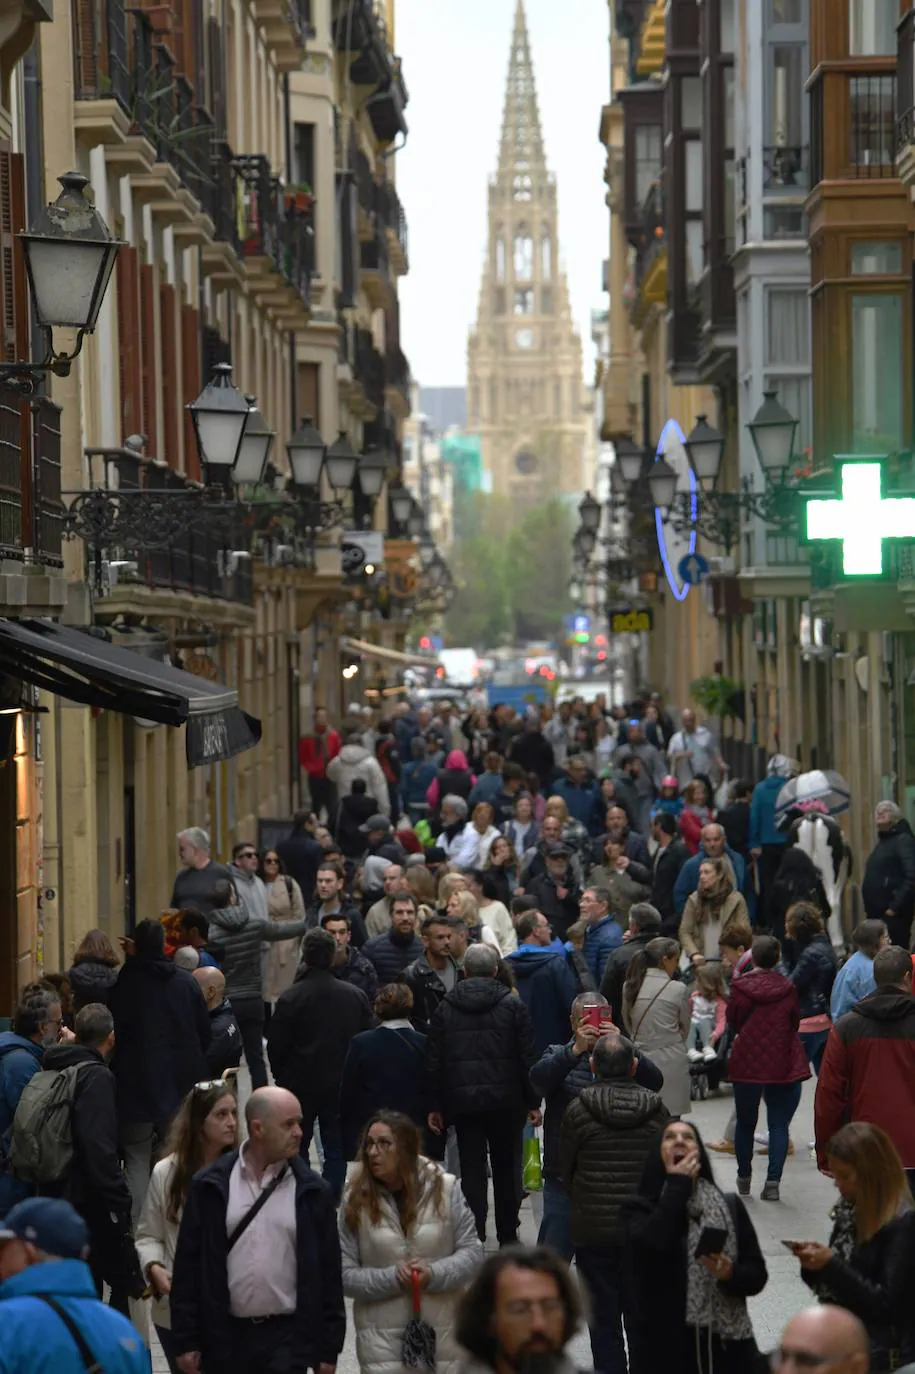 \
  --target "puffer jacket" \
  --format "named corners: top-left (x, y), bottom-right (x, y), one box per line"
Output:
top-left (0, 1259), bottom-right (149, 1374)
top-left (787, 932), bottom-right (837, 1019)
top-left (363, 931), bottom-right (424, 986)
top-left (726, 968), bottom-right (811, 1085)
top-left (327, 743), bottom-right (390, 815)
top-left (339, 1164), bottom-right (483, 1374)
top-left (335, 947), bottom-right (380, 1004)
top-left (426, 978), bottom-right (539, 1118)
top-left (559, 1080), bottom-right (669, 1247)
top-left (67, 958), bottom-right (119, 1011)
top-left (206, 902), bottom-right (309, 1002)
